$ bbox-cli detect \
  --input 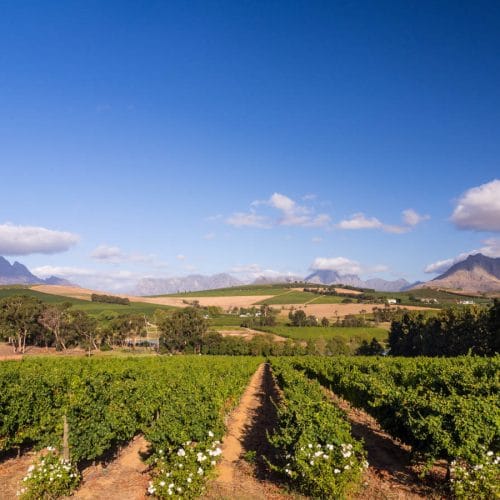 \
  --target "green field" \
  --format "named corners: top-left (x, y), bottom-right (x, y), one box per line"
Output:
top-left (258, 325), bottom-right (388, 341)
top-left (306, 295), bottom-right (349, 304)
top-left (0, 287), bottom-right (172, 316)
top-left (257, 290), bottom-right (319, 304)
top-left (208, 314), bottom-right (245, 328)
